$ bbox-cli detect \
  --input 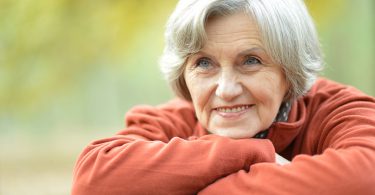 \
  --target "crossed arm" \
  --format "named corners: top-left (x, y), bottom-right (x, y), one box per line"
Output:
top-left (72, 99), bottom-right (375, 195)
top-left (72, 100), bottom-right (276, 194)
